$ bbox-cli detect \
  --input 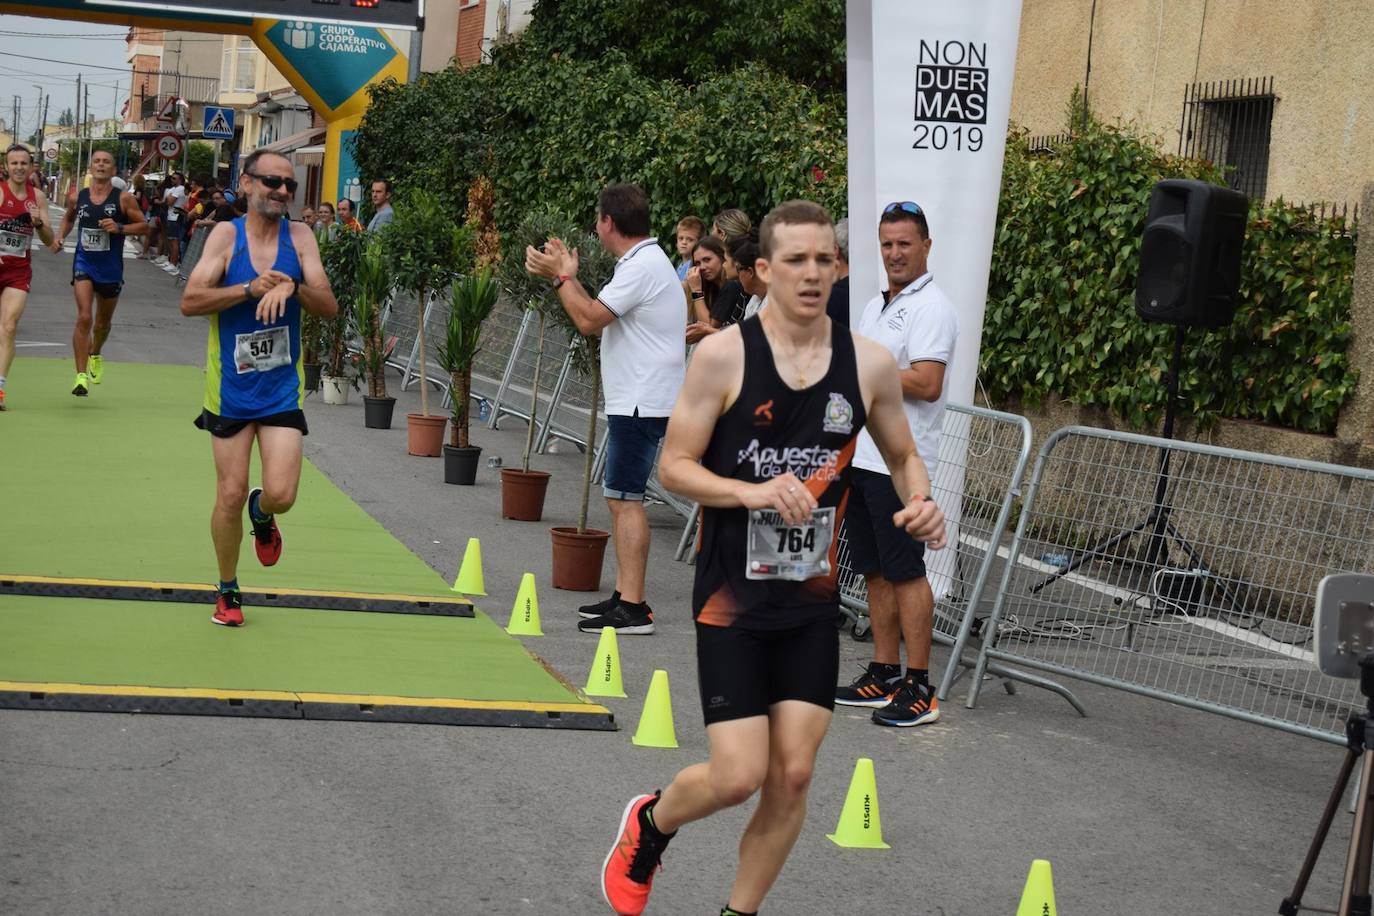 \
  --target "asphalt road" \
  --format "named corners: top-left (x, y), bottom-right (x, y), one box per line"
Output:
top-left (0, 244), bottom-right (1356, 915)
